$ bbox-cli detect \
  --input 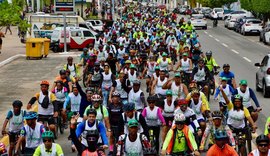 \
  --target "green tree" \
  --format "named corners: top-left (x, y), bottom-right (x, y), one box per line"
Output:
top-left (198, 0), bottom-right (237, 8)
